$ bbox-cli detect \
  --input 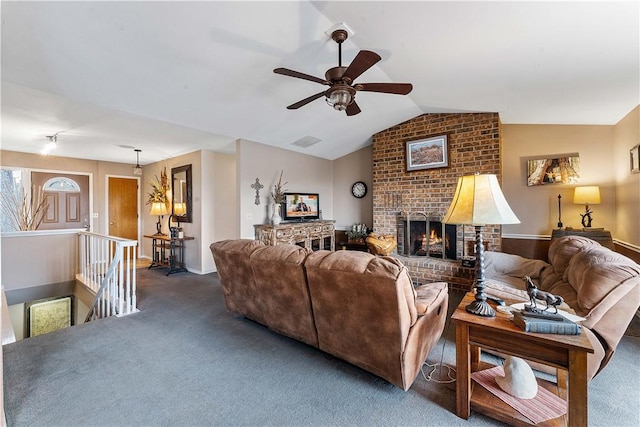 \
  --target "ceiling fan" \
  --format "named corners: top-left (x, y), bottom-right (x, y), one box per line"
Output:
top-left (274, 29), bottom-right (413, 116)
